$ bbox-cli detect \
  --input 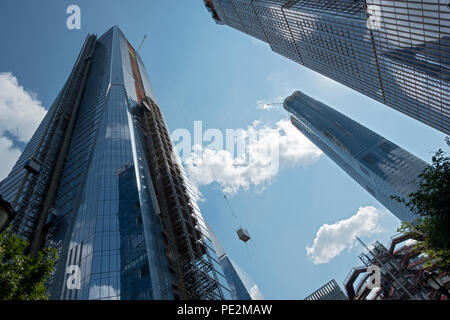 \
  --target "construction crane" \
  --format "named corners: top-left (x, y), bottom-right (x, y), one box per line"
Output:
top-left (265, 102), bottom-right (283, 106)
top-left (137, 34), bottom-right (147, 53)
top-left (261, 102), bottom-right (283, 109)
